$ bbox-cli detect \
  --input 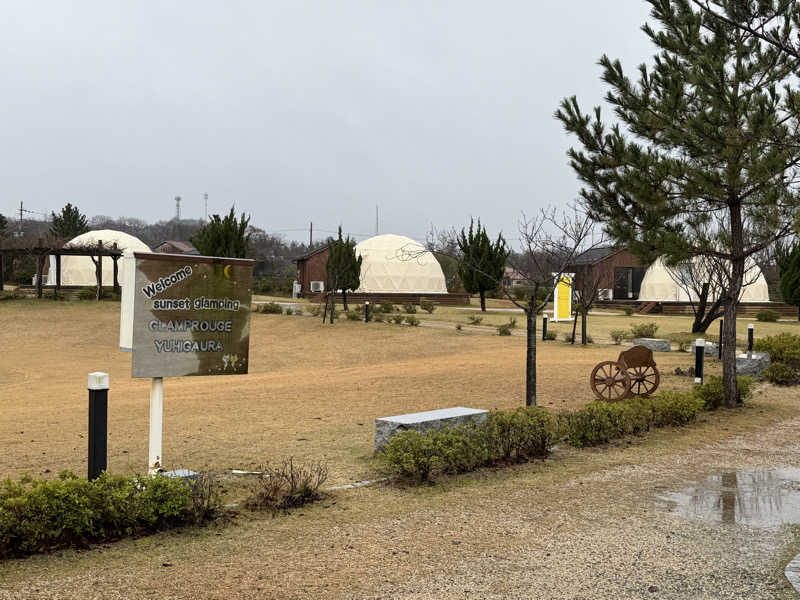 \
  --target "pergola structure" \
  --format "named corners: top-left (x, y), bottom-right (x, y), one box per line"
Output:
top-left (0, 239), bottom-right (123, 299)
